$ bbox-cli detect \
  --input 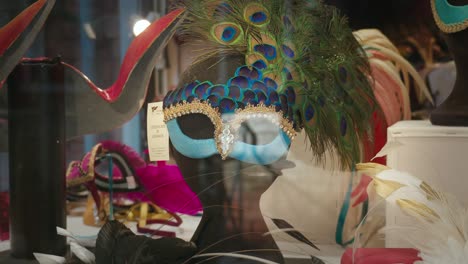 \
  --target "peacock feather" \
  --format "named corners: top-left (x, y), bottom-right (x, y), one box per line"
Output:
top-left (168, 0), bottom-right (378, 168)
